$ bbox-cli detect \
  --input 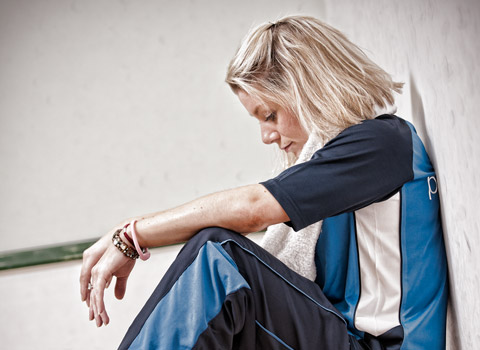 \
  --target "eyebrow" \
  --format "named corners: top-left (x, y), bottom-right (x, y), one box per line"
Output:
top-left (252, 103), bottom-right (267, 117)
